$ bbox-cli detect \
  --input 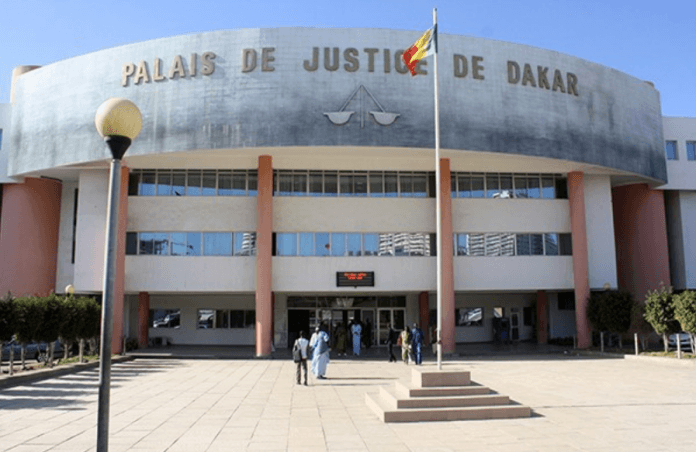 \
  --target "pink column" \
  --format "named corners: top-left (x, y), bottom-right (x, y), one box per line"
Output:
top-left (111, 166), bottom-right (129, 354)
top-left (612, 184), bottom-right (670, 303)
top-left (568, 172), bottom-right (591, 349)
top-left (256, 155), bottom-right (273, 357)
top-left (0, 178), bottom-right (62, 297)
top-left (418, 291), bottom-right (429, 344)
top-left (440, 158), bottom-right (456, 354)
top-left (138, 292), bottom-right (150, 348)
top-left (536, 290), bottom-right (548, 344)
